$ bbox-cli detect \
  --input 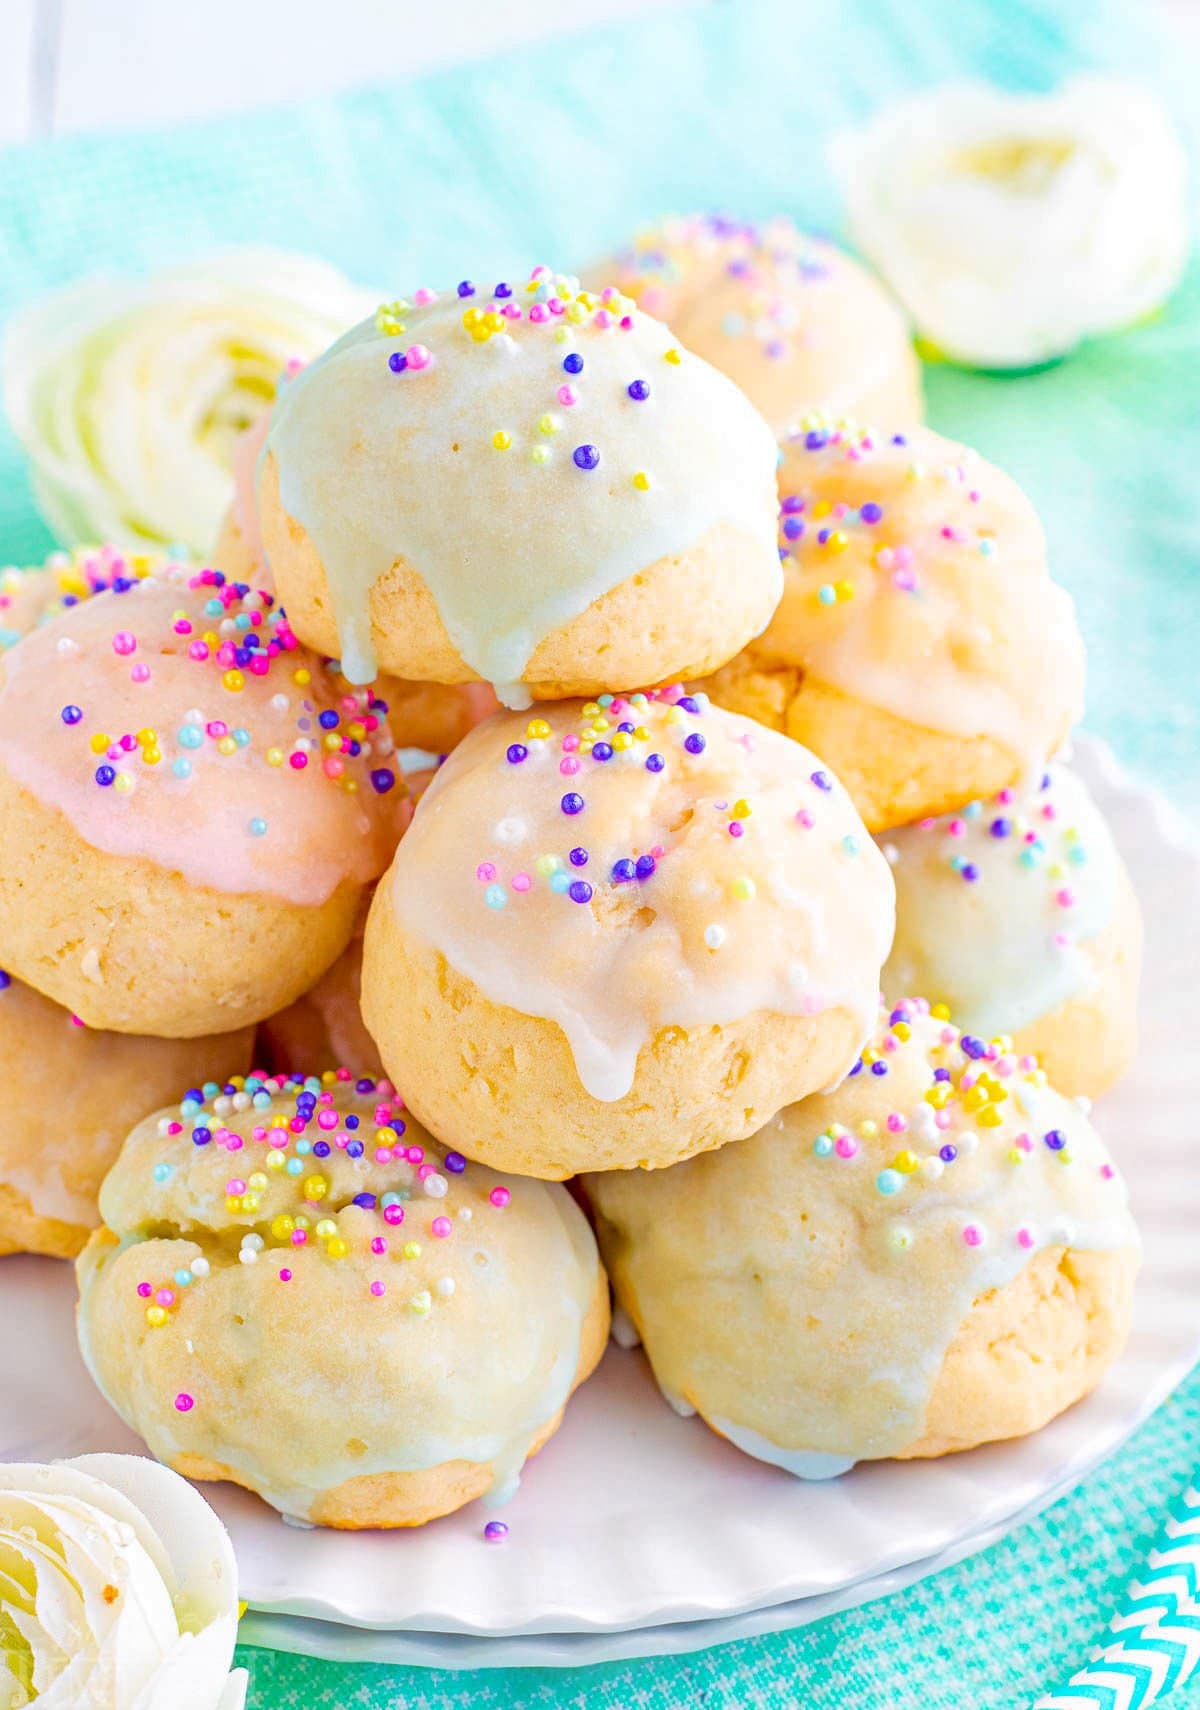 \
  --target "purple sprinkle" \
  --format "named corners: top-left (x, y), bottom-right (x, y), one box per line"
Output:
top-left (568, 880), bottom-right (593, 905)
top-left (484, 1521), bottom-right (509, 1542)
top-left (780, 495), bottom-right (805, 515)
top-left (347, 1140), bottom-right (364, 1159)
top-left (0, 971), bottom-right (10, 992)
top-left (352, 1192), bottom-right (377, 1209)
top-left (635, 854), bottom-right (656, 880)
top-left (563, 353), bottom-right (584, 374)
top-left (810, 770), bottom-right (832, 792)
top-left (444, 1151), bottom-right (467, 1173)
top-left (961, 862), bottom-right (980, 882)
top-left (782, 518), bottom-right (805, 541)
top-left (645, 753), bottom-right (665, 773)
top-left (370, 768), bottom-right (396, 794)
top-left (960, 1036), bottom-right (987, 1060)
top-left (388, 352), bottom-right (407, 374)
top-left (61, 705), bottom-right (83, 725)
top-left (569, 846), bottom-right (589, 867)
top-left (939, 1144), bottom-right (958, 1163)
top-left (561, 792), bottom-right (584, 816)
top-left (805, 429), bottom-right (829, 451)
top-left (506, 744), bottom-right (528, 765)
top-left (1044, 1129), bottom-right (1067, 1151)
top-left (312, 1141), bottom-right (331, 1158)
top-left (457, 281), bottom-right (475, 297)
top-left (572, 444), bottom-right (600, 471)
top-left (611, 858), bottom-right (636, 883)
top-left (683, 733), bottom-right (706, 755)
top-left (989, 818), bottom-right (1012, 838)
top-left (860, 502), bottom-right (883, 524)
top-left (95, 765), bottom-right (116, 787)
top-left (494, 282), bottom-right (512, 299)
top-left (627, 379), bottom-right (650, 401)
top-left (870, 1061), bottom-right (888, 1077)
top-left (676, 695), bottom-right (700, 714)
top-left (592, 742), bottom-right (613, 762)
